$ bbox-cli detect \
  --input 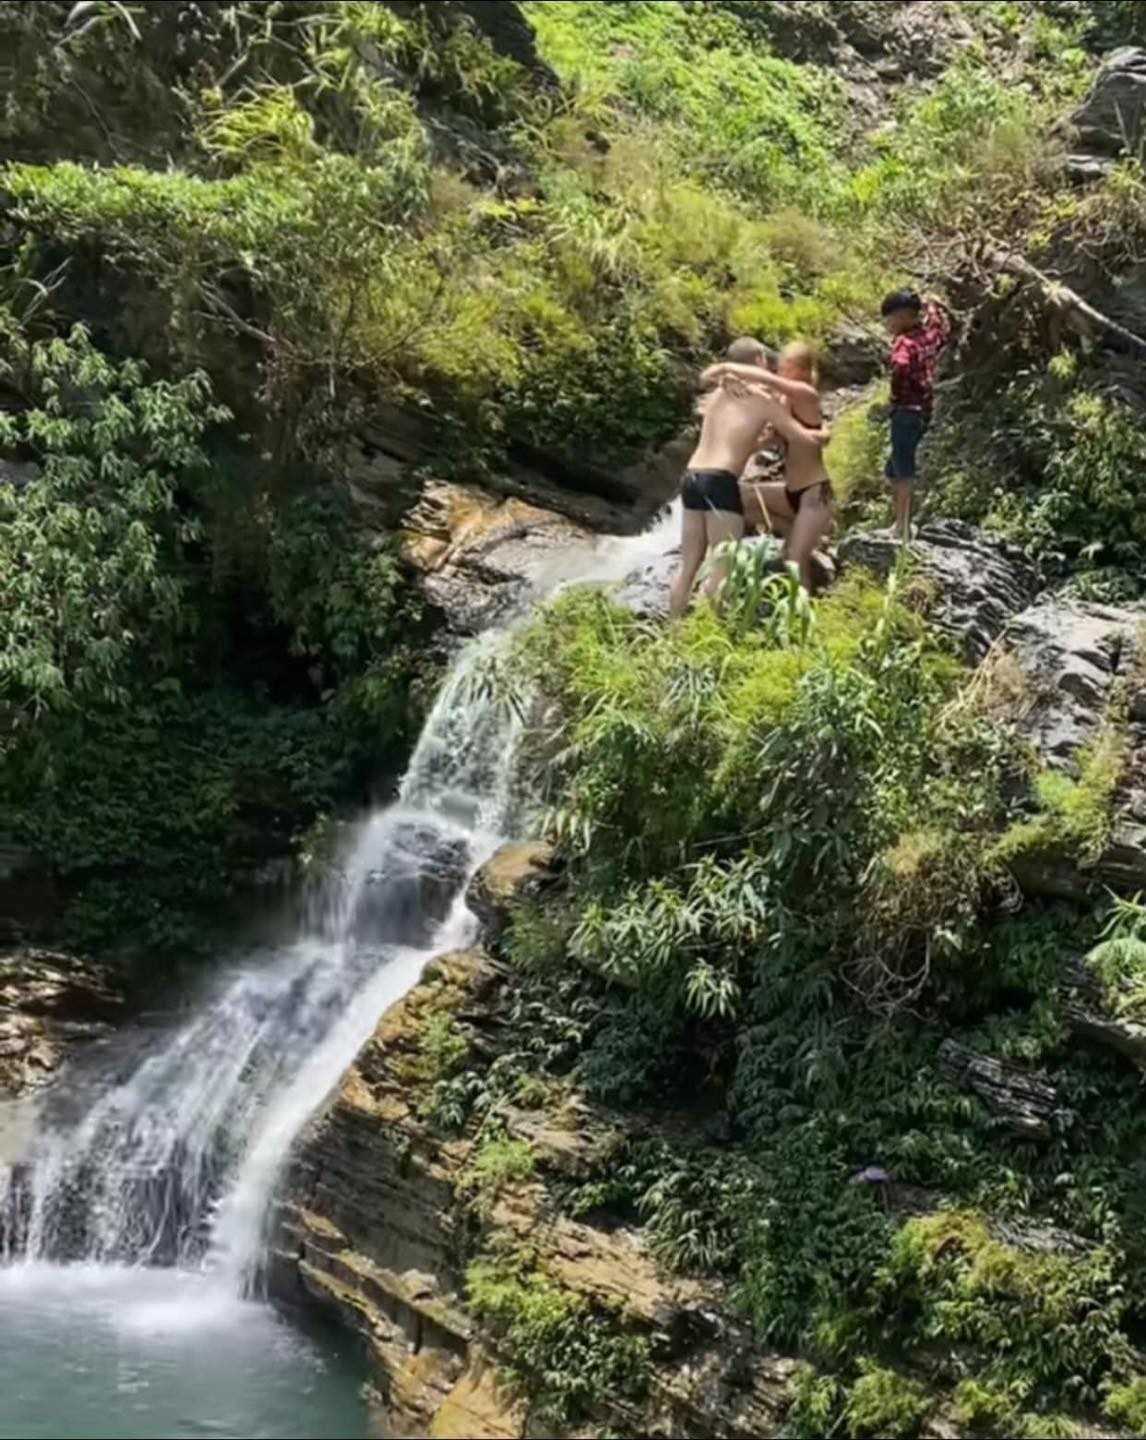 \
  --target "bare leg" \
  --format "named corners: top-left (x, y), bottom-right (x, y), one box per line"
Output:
top-left (669, 508), bottom-right (708, 618)
top-left (785, 489), bottom-right (834, 593)
top-left (701, 509), bottom-right (747, 602)
top-left (893, 481), bottom-right (913, 540)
